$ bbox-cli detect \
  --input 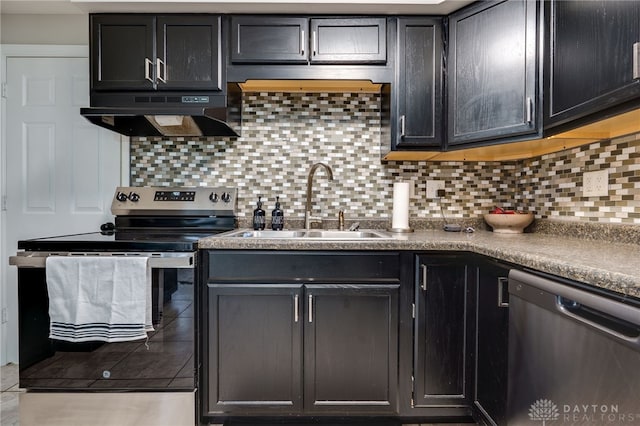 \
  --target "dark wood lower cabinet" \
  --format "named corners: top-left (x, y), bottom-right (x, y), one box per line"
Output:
top-left (201, 250), bottom-right (512, 423)
top-left (473, 259), bottom-right (511, 425)
top-left (202, 251), bottom-right (401, 419)
top-left (304, 285), bottom-right (398, 413)
top-left (413, 255), bottom-right (474, 408)
top-left (207, 284), bottom-right (304, 414)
